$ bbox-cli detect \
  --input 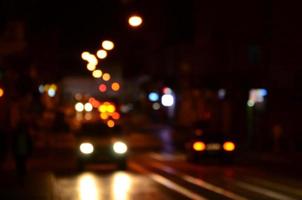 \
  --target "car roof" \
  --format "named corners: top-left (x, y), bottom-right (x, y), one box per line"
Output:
top-left (76, 122), bottom-right (122, 136)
